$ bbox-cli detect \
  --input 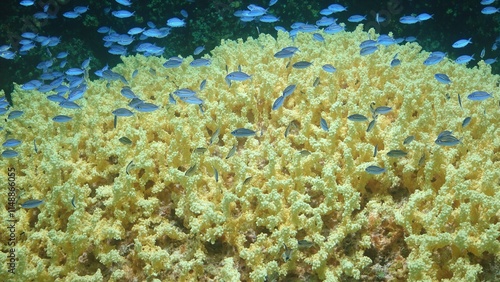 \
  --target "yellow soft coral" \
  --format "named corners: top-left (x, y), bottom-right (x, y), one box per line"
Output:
top-left (0, 25), bottom-right (498, 281)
